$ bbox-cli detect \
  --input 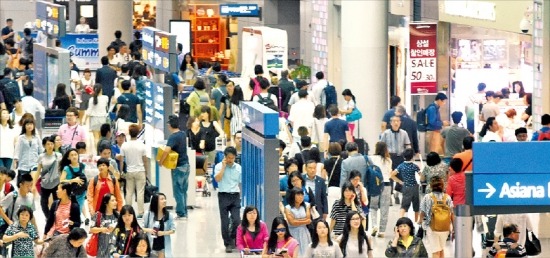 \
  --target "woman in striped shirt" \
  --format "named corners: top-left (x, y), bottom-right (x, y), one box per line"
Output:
top-left (330, 182), bottom-right (364, 237)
